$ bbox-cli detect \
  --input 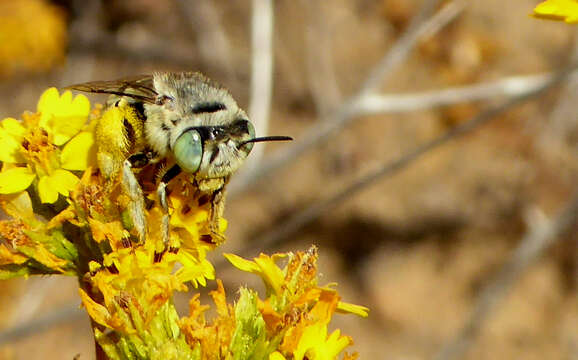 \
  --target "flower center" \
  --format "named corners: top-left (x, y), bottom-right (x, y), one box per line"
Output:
top-left (21, 127), bottom-right (58, 176)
